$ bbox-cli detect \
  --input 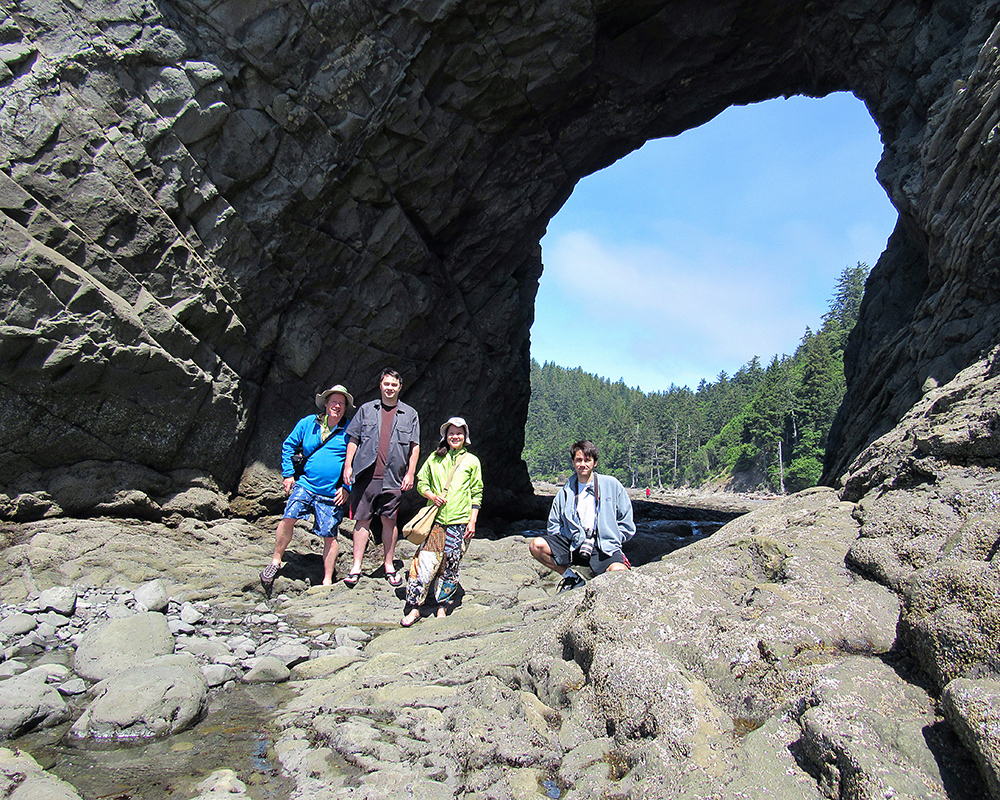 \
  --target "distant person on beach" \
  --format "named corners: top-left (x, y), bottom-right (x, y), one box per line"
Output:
top-left (401, 416), bottom-right (483, 626)
top-left (645, 486), bottom-right (651, 499)
top-left (261, 385), bottom-right (353, 595)
top-left (342, 369), bottom-right (420, 588)
top-left (529, 439), bottom-right (635, 593)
